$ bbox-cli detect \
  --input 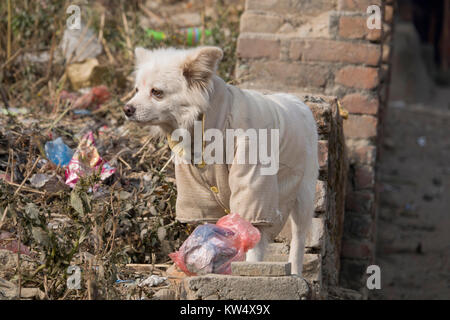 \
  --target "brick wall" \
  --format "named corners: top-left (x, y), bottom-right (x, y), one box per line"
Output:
top-left (236, 0), bottom-right (395, 295)
top-left (338, 0), bottom-right (395, 295)
top-left (301, 95), bottom-right (346, 294)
